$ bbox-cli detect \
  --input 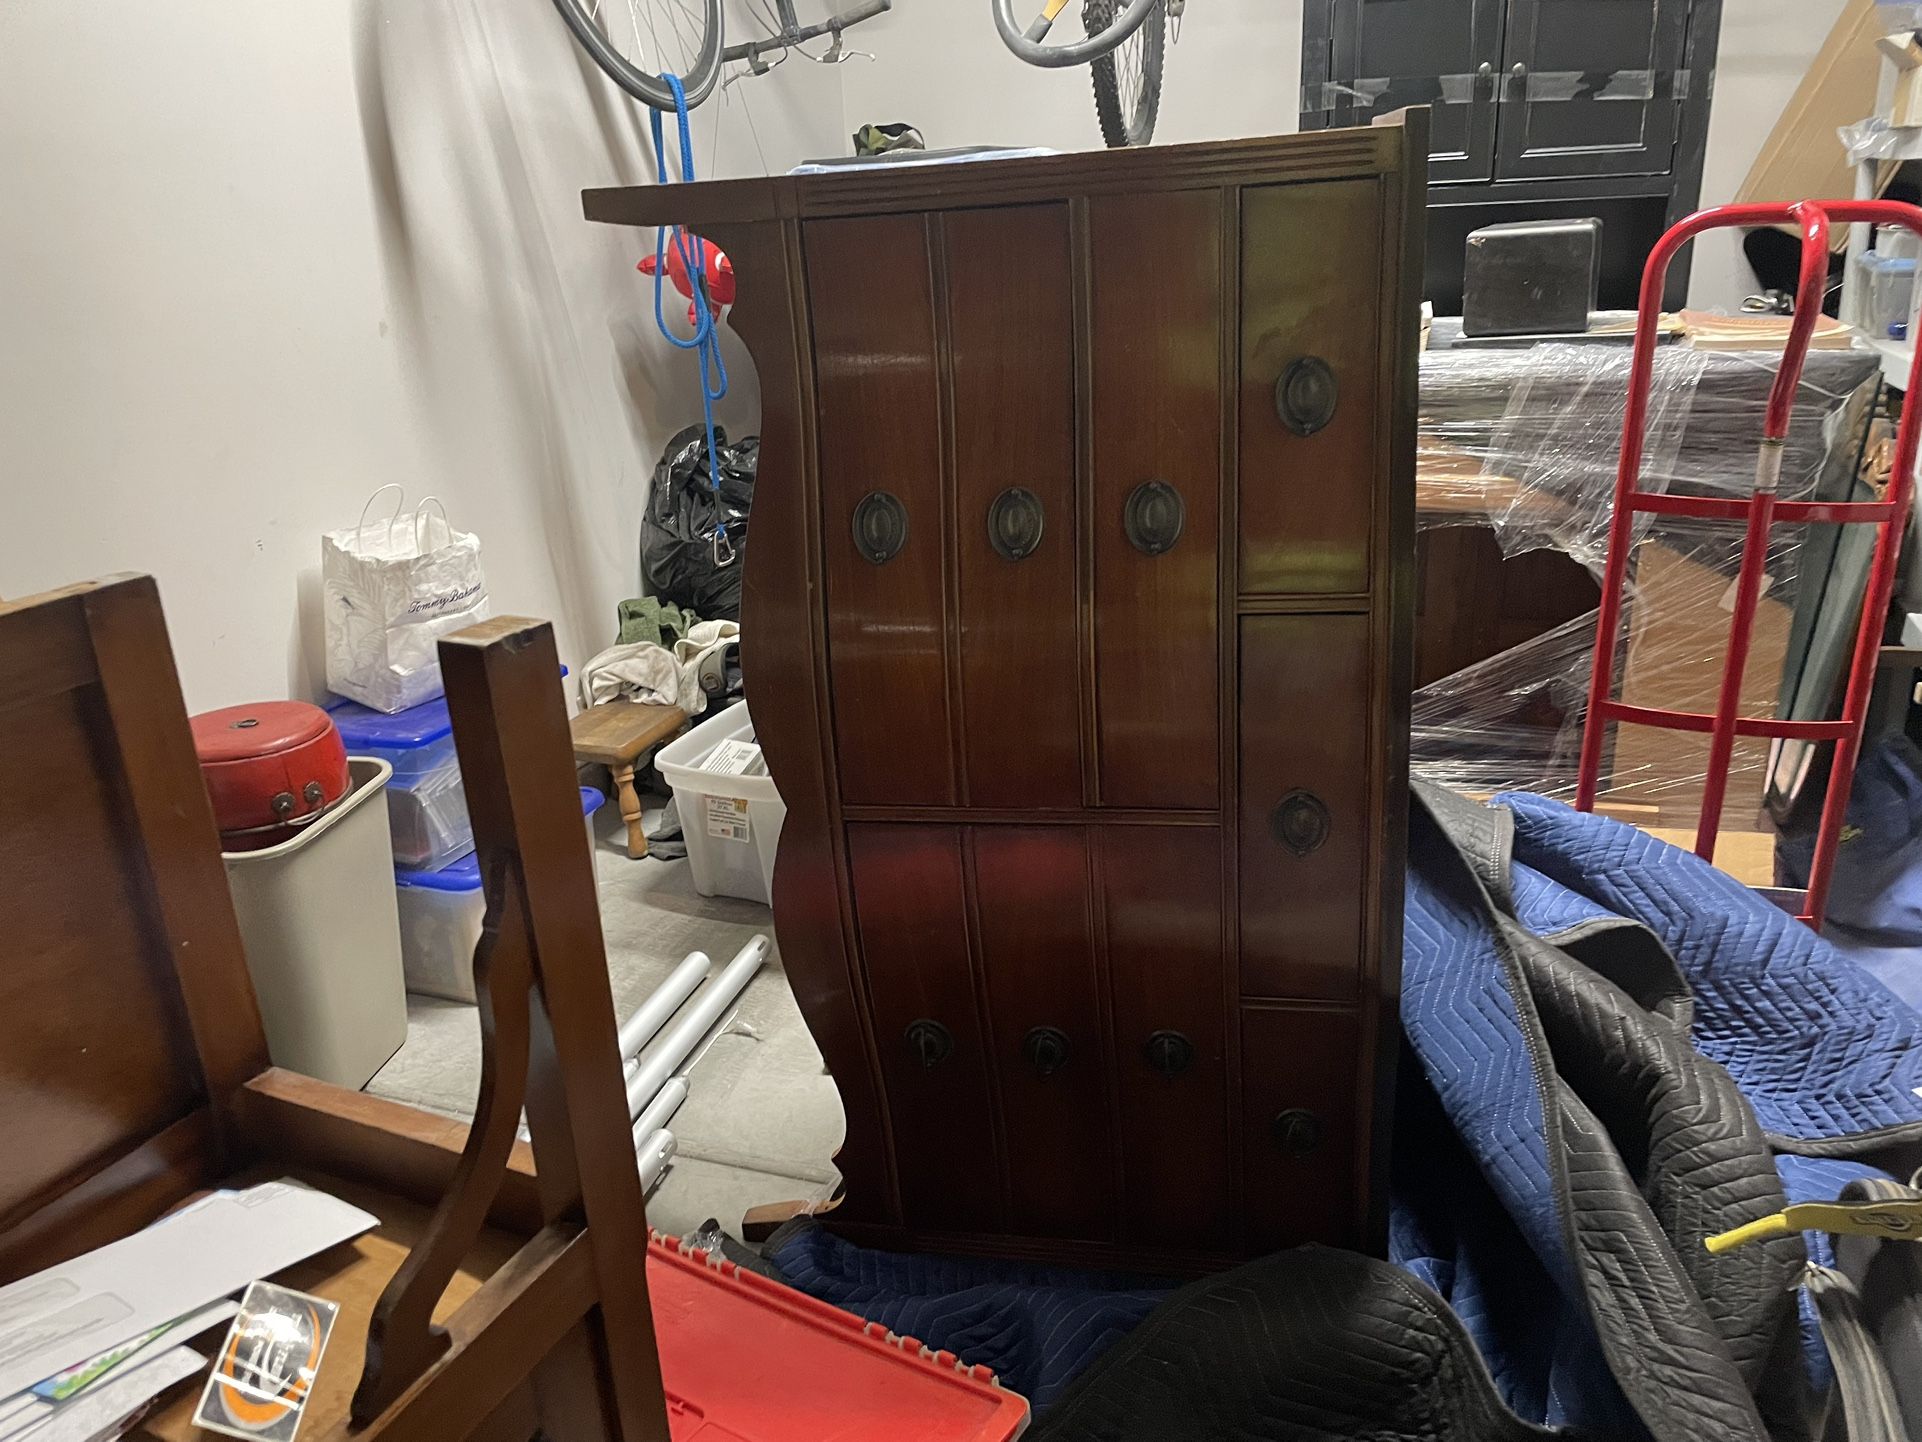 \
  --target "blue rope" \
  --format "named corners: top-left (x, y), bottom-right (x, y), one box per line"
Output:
top-left (649, 74), bottom-right (730, 544)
